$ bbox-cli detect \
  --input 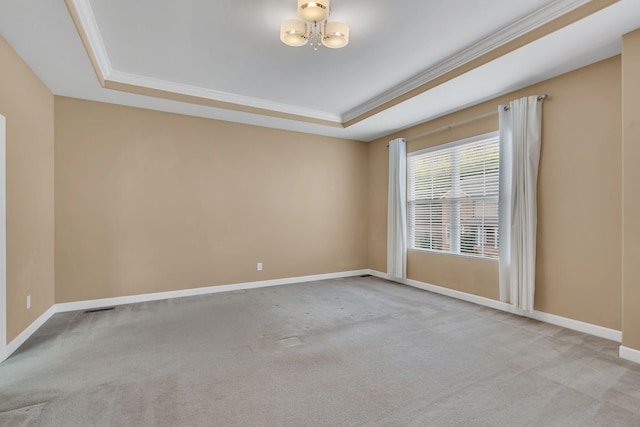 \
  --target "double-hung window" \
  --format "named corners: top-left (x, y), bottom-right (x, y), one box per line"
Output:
top-left (407, 132), bottom-right (500, 259)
